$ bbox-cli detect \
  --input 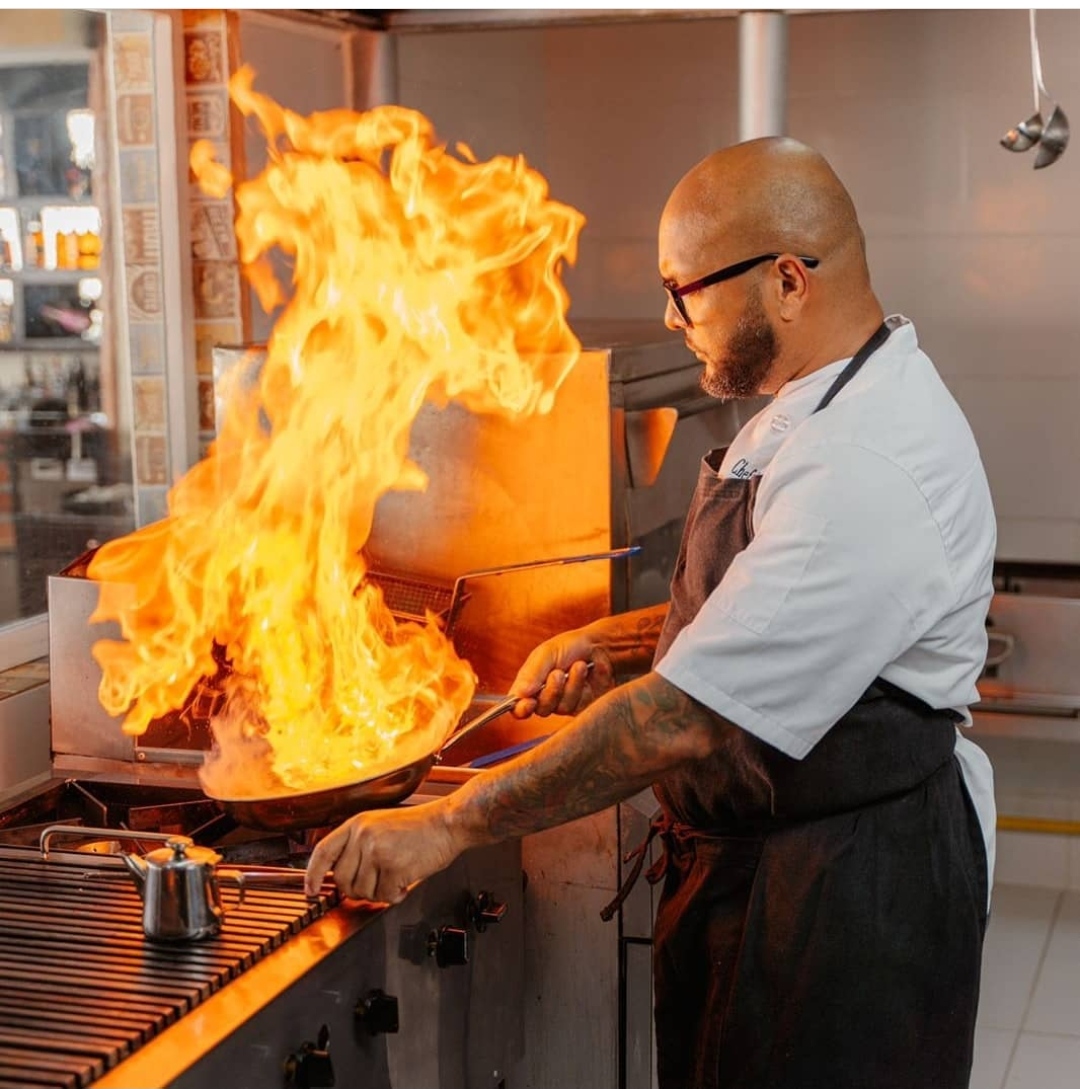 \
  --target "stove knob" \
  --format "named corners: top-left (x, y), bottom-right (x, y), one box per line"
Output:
top-left (427, 924), bottom-right (469, 967)
top-left (468, 890), bottom-right (508, 933)
top-left (355, 988), bottom-right (399, 1034)
top-left (284, 1023), bottom-right (335, 1088)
